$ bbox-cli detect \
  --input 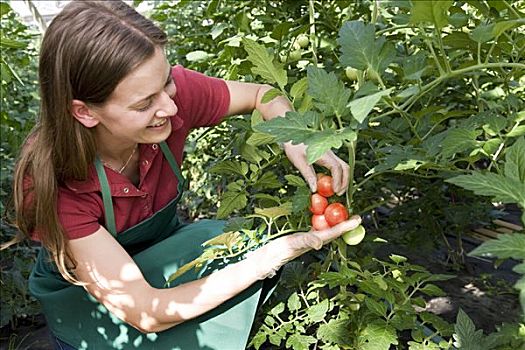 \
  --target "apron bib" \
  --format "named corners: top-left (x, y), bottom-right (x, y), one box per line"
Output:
top-left (29, 141), bottom-right (264, 349)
